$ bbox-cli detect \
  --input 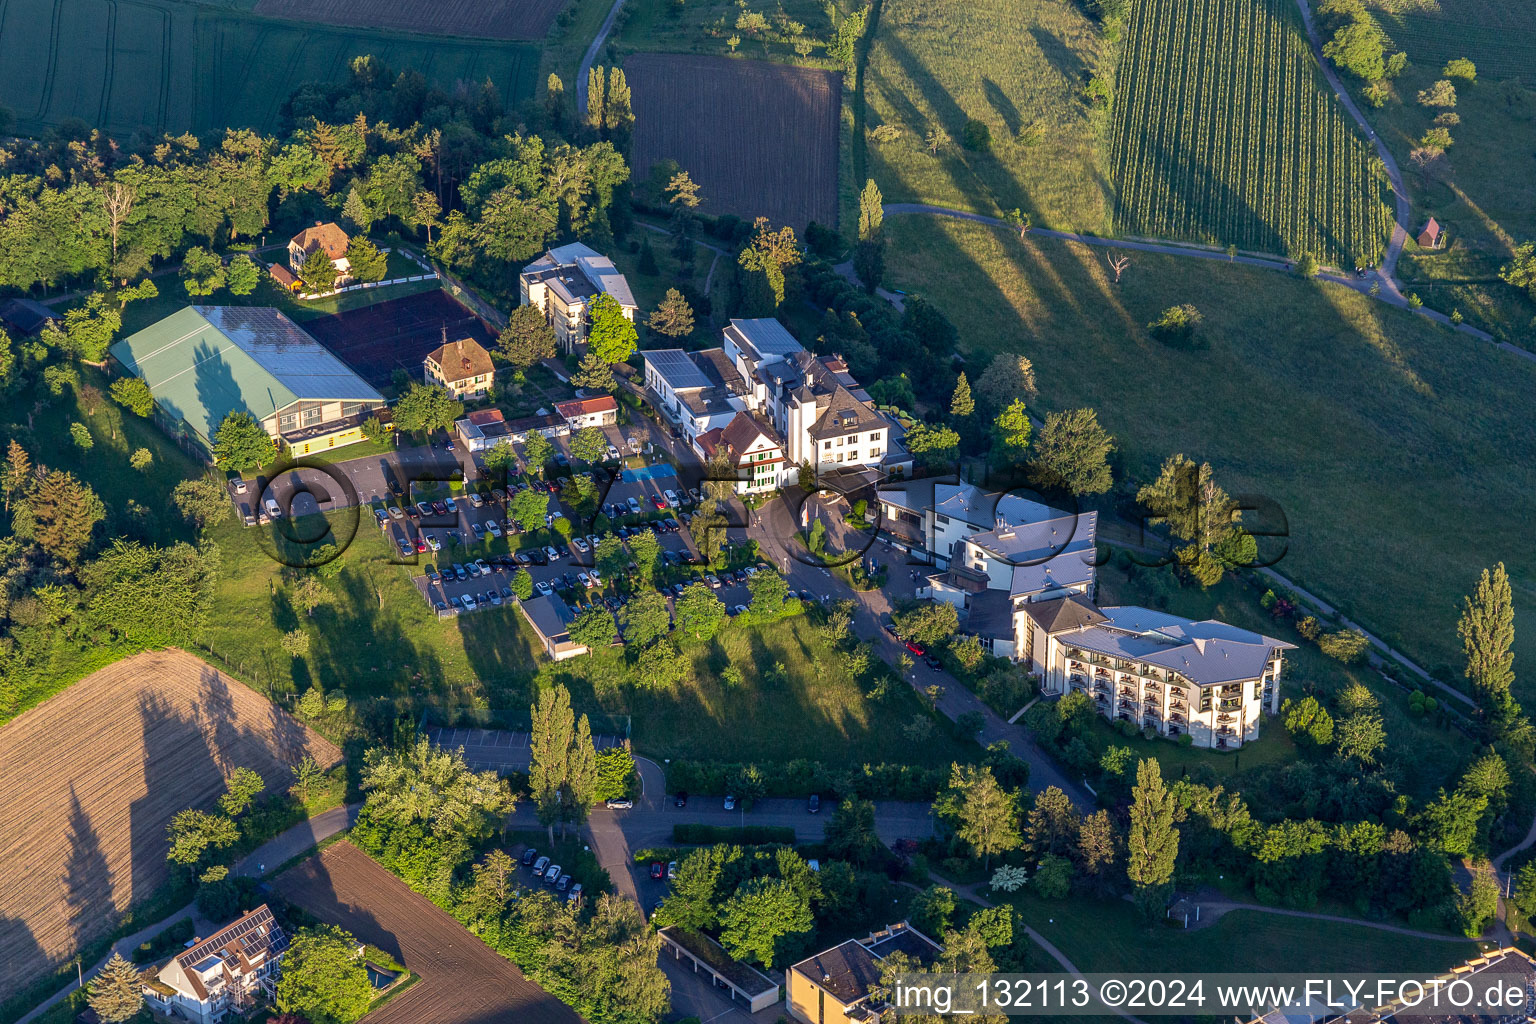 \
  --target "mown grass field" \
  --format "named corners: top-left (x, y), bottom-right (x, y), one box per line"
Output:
top-left (862, 0), bottom-right (1111, 232)
top-left (0, 0), bottom-right (540, 136)
top-left (882, 215), bottom-right (1536, 703)
top-left (1346, 2), bottom-right (1536, 341)
top-left (1004, 889), bottom-right (1479, 976)
top-left (1366, 0), bottom-right (1536, 86)
top-left (1110, 0), bottom-right (1392, 266)
top-left (200, 511), bottom-right (972, 768)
